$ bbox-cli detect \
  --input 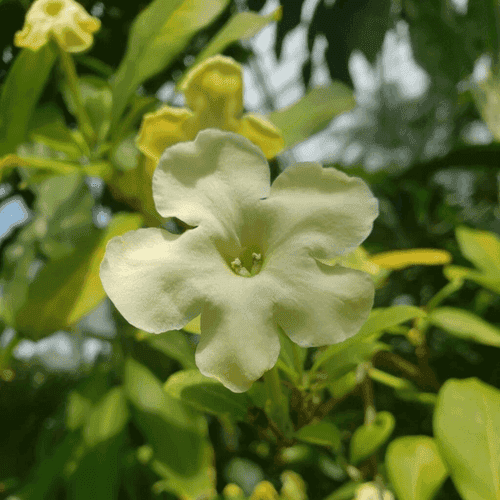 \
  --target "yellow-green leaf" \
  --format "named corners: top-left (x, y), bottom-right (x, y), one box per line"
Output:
top-left (456, 226), bottom-right (500, 275)
top-left (350, 412), bottom-right (395, 465)
top-left (14, 213), bottom-right (143, 339)
top-left (429, 307), bottom-right (500, 347)
top-left (83, 387), bottom-right (129, 447)
top-left (268, 83), bottom-right (356, 148)
top-left (370, 248), bottom-right (452, 270)
top-left (164, 369), bottom-right (250, 421)
top-left (434, 378), bottom-right (500, 500)
top-left (294, 421), bottom-right (341, 452)
top-left (386, 436), bottom-right (448, 500)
